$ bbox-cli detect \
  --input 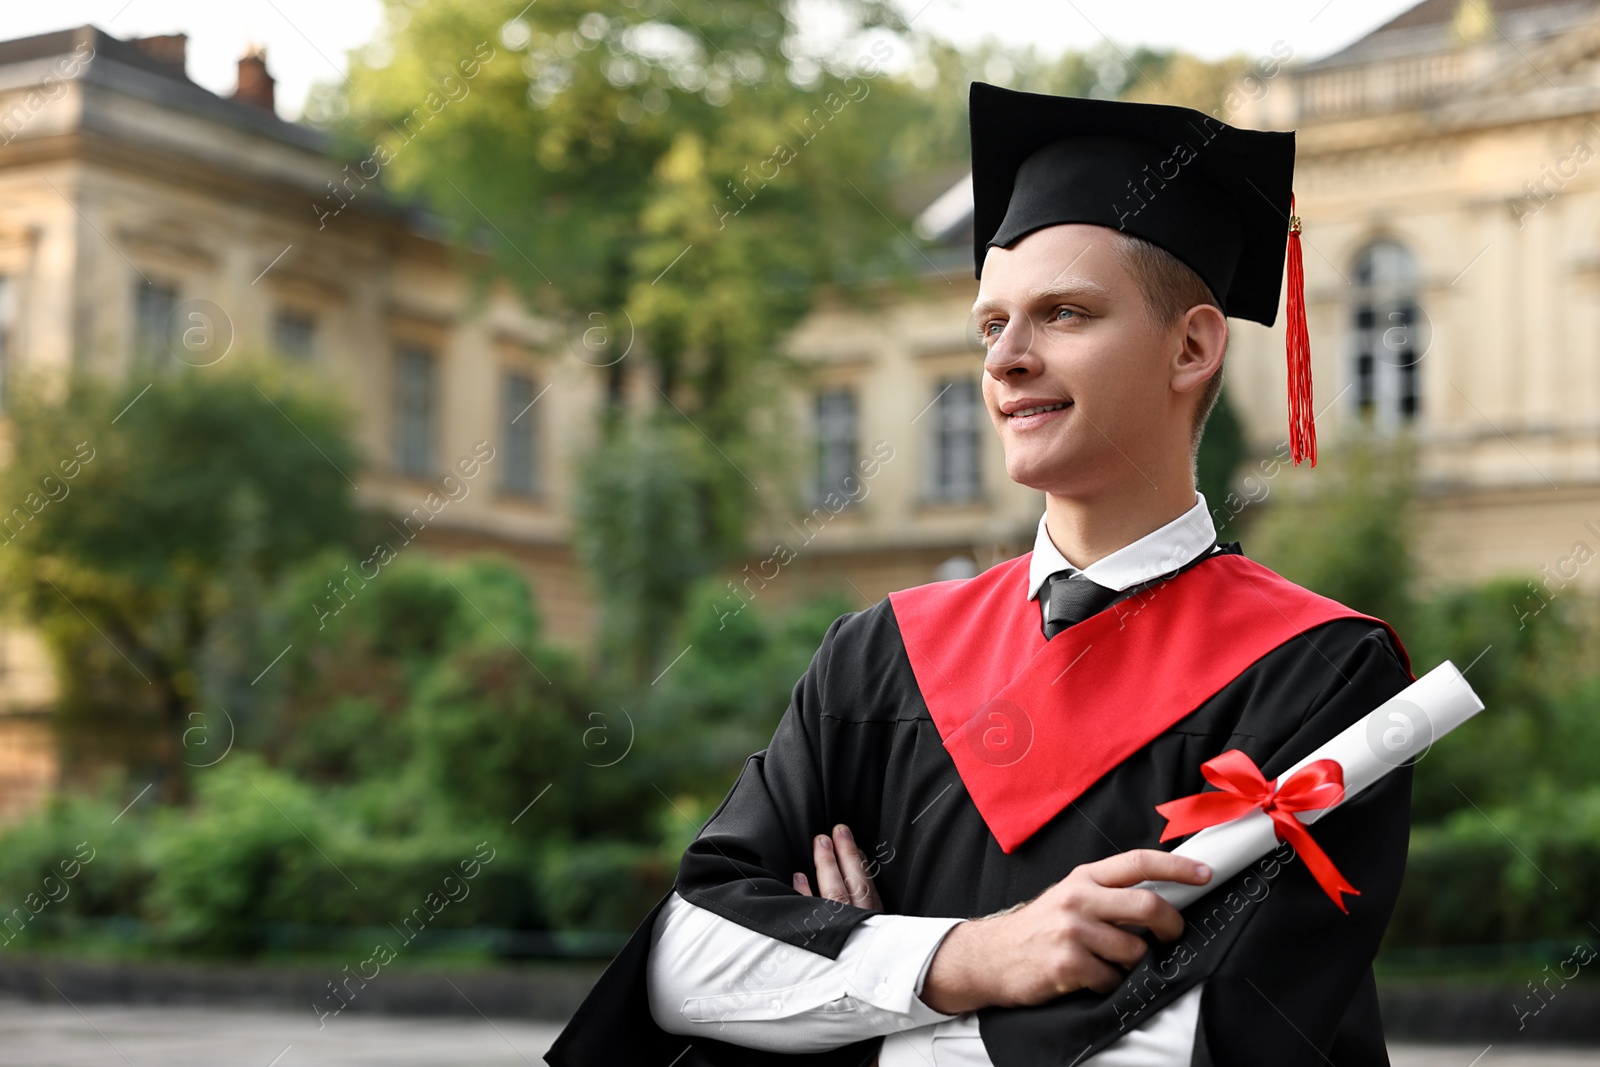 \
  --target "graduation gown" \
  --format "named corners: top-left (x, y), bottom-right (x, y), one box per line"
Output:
top-left (545, 546), bottom-right (1415, 1067)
